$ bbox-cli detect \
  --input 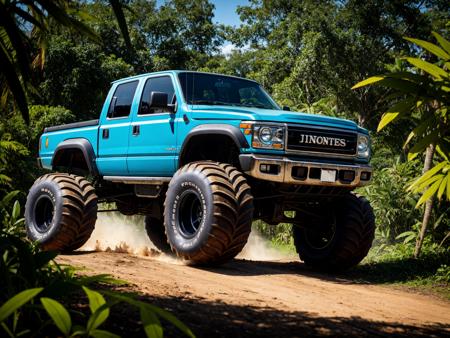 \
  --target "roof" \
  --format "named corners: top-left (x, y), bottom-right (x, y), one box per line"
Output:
top-left (111, 70), bottom-right (257, 84)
